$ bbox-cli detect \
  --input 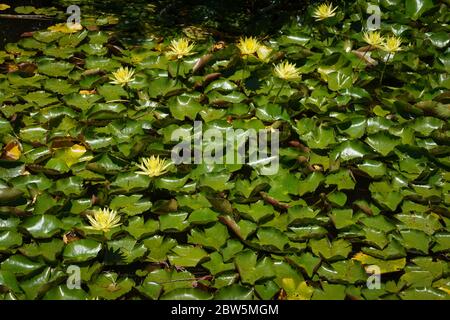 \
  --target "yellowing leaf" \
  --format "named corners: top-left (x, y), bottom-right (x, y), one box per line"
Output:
top-left (48, 23), bottom-right (83, 34)
top-left (2, 142), bottom-right (21, 160)
top-left (8, 145), bottom-right (21, 160)
top-left (79, 89), bottom-right (96, 95)
top-left (0, 4), bottom-right (10, 11)
top-left (438, 287), bottom-right (450, 295)
top-left (70, 144), bottom-right (86, 156)
top-left (352, 252), bottom-right (406, 274)
top-left (281, 277), bottom-right (296, 291)
top-left (64, 144), bottom-right (87, 167)
top-left (281, 278), bottom-right (314, 300)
